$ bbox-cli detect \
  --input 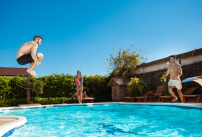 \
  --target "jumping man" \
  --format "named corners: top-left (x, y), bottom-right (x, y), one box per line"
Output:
top-left (164, 55), bottom-right (183, 102)
top-left (16, 35), bottom-right (44, 77)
